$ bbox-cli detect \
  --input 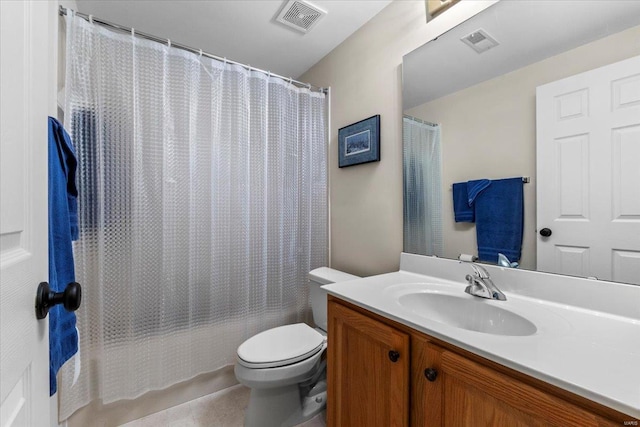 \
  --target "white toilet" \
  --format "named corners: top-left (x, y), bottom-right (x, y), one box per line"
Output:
top-left (234, 267), bottom-right (359, 427)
